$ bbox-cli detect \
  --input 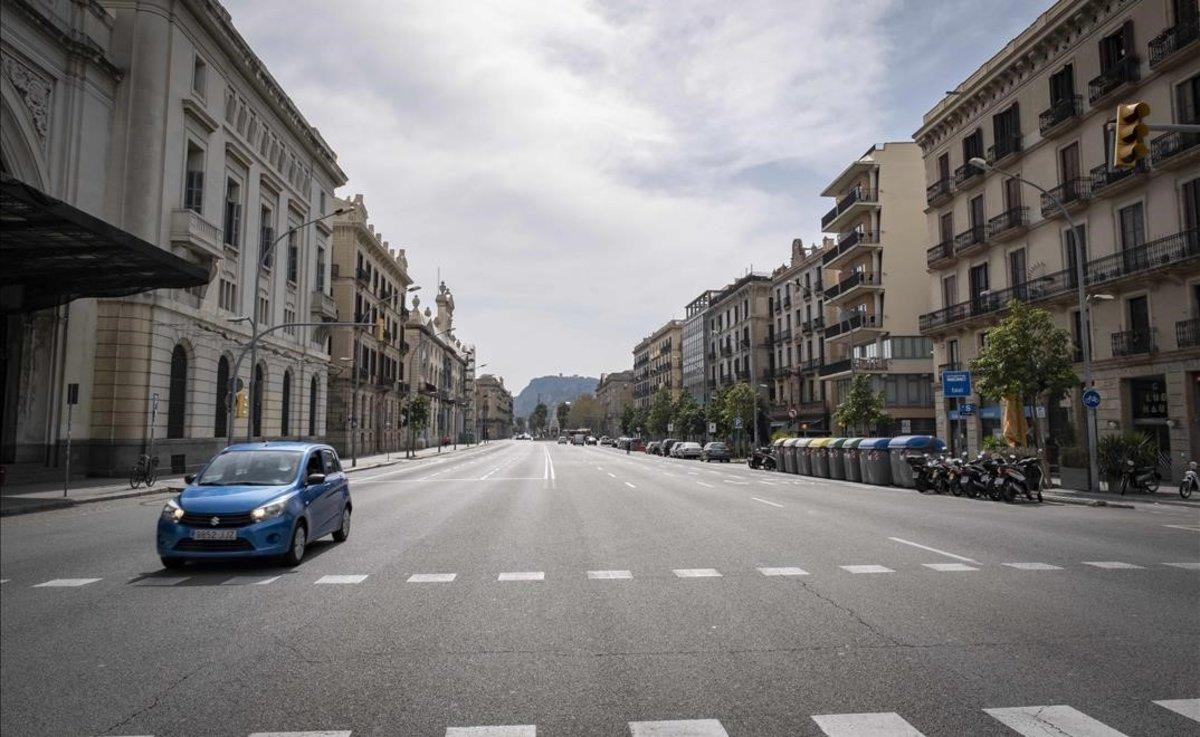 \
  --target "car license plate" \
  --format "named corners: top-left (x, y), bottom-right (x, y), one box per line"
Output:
top-left (192, 528), bottom-right (237, 541)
